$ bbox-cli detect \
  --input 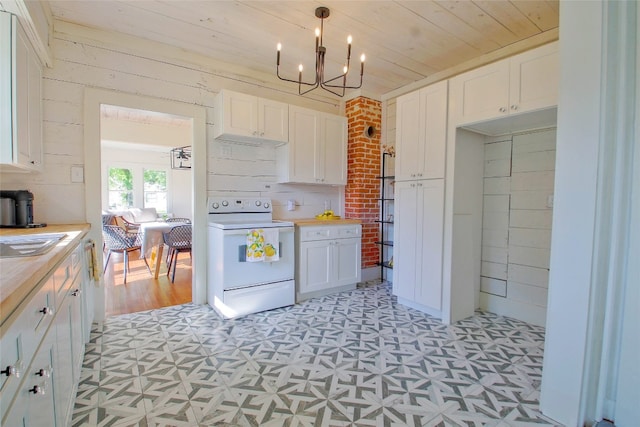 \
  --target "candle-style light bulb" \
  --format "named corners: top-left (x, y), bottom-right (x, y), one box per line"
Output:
top-left (347, 35), bottom-right (352, 59)
top-left (343, 65), bottom-right (348, 74)
top-left (277, 43), bottom-right (281, 65)
top-left (298, 64), bottom-right (303, 82)
top-left (315, 28), bottom-right (320, 51)
top-left (360, 54), bottom-right (365, 75)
